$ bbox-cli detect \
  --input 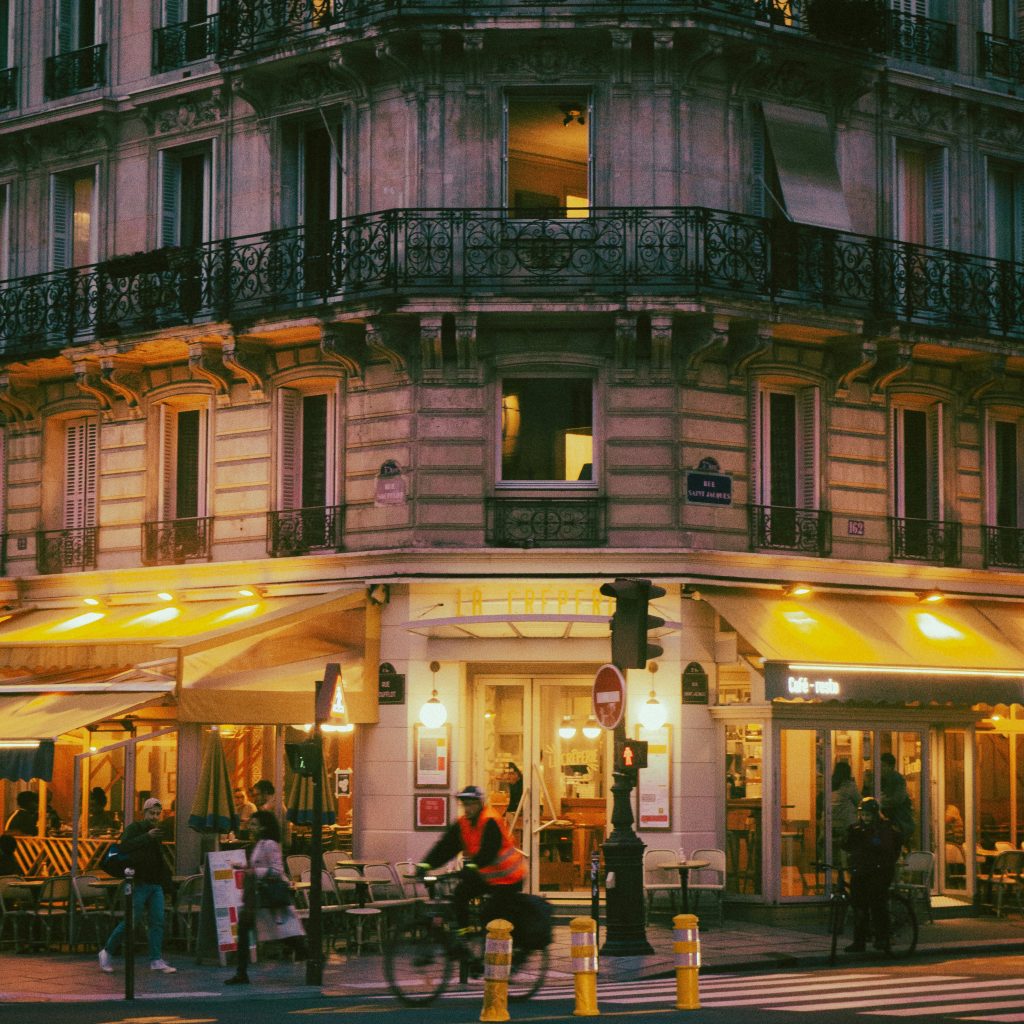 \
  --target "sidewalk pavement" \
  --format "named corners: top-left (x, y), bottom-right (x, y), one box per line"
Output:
top-left (2, 905), bottom-right (1023, 1003)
